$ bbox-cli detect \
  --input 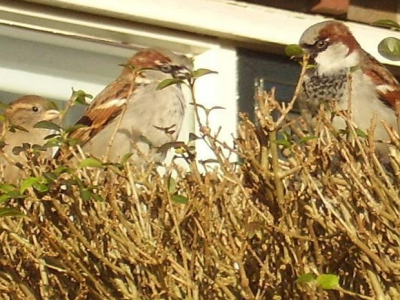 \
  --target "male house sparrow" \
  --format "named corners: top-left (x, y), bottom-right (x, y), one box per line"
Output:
top-left (0, 95), bottom-right (60, 183)
top-left (298, 21), bottom-right (399, 155)
top-left (65, 48), bottom-right (192, 165)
